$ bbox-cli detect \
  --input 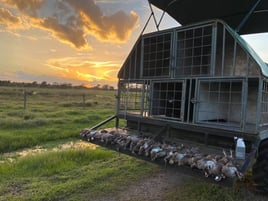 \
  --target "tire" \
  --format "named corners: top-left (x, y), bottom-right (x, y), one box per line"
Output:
top-left (253, 140), bottom-right (268, 194)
